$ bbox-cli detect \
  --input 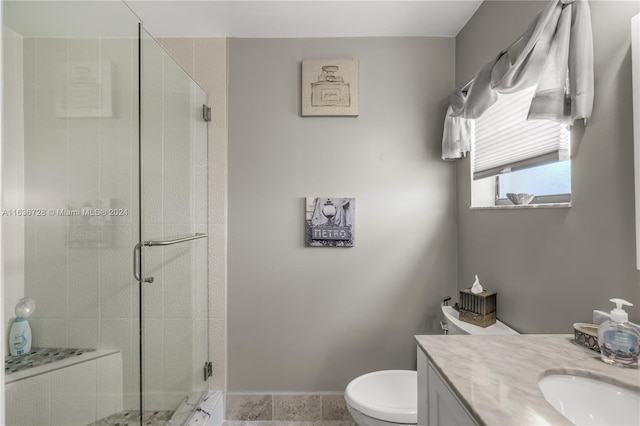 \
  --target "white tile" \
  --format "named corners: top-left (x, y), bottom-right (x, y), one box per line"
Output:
top-left (163, 319), bottom-right (193, 408)
top-left (194, 223), bottom-right (208, 235)
top-left (163, 54), bottom-right (191, 131)
top-left (100, 224), bottom-right (133, 318)
top-left (141, 34), bottom-right (164, 131)
top-left (100, 38), bottom-right (135, 130)
top-left (163, 130), bottom-right (192, 224)
top-left (192, 319), bottom-right (209, 390)
top-left (208, 126), bottom-right (227, 226)
top-left (130, 318), bottom-right (142, 410)
top-left (67, 38), bottom-right (100, 131)
top-left (67, 37), bottom-right (98, 61)
top-left (194, 235), bottom-right (209, 319)
top-left (24, 224), bottom-right (37, 297)
top-left (100, 129), bottom-right (133, 224)
top-left (194, 166), bottom-right (208, 226)
top-left (209, 223), bottom-right (226, 320)
top-left (100, 318), bottom-right (132, 353)
top-left (50, 360), bottom-right (97, 425)
top-left (3, 30), bottom-right (26, 336)
top-left (129, 138), bottom-right (141, 226)
top-left (142, 129), bottom-right (164, 225)
top-left (67, 243), bottom-right (99, 287)
top-left (67, 232), bottom-right (100, 322)
top-left (141, 224), bottom-right (163, 318)
top-left (132, 272), bottom-right (141, 320)
top-left (67, 249), bottom-right (99, 319)
top-left (68, 130), bottom-right (100, 204)
top-left (144, 392), bottom-right (167, 413)
top-left (33, 225), bottom-right (68, 319)
top-left (32, 318), bottom-right (68, 348)
top-left (162, 224), bottom-right (193, 318)
top-left (141, 280), bottom-right (163, 319)
top-left (142, 318), bottom-right (165, 410)
top-left (25, 130), bottom-right (68, 227)
top-left (97, 352), bottom-right (124, 420)
top-left (128, 318), bottom-right (141, 410)
top-left (23, 37), bottom-right (37, 130)
top-left (209, 318), bottom-right (225, 390)
top-left (36, 38), bottom-right (68, 130)
top-left (100, 319), bottom-right (134, 408)
top-left (68, 318), bottom-right (99, 349)
top-left (194, 123), bottom-right (208, 169)
top-left (125, 321), bottom-right (140, 411)
top-left (208, 132), bottom-right (227, 227)
top-left (5, 373), bottom-right (51, 426)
